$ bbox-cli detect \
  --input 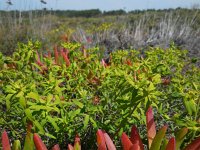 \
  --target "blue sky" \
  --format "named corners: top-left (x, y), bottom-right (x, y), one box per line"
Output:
top-left (0, 0), bottom-right (200, 11)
